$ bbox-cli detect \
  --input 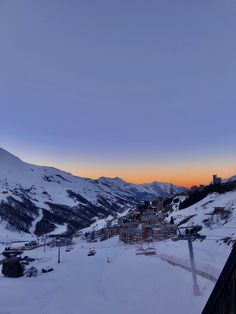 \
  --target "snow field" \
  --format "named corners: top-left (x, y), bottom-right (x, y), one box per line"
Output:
top-left (0, 237), bottom-right (214, 314)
